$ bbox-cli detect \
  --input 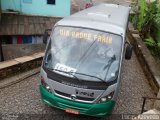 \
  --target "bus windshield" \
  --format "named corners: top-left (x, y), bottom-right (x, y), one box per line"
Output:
top-left (44, 26), bottom-right (123, 82)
